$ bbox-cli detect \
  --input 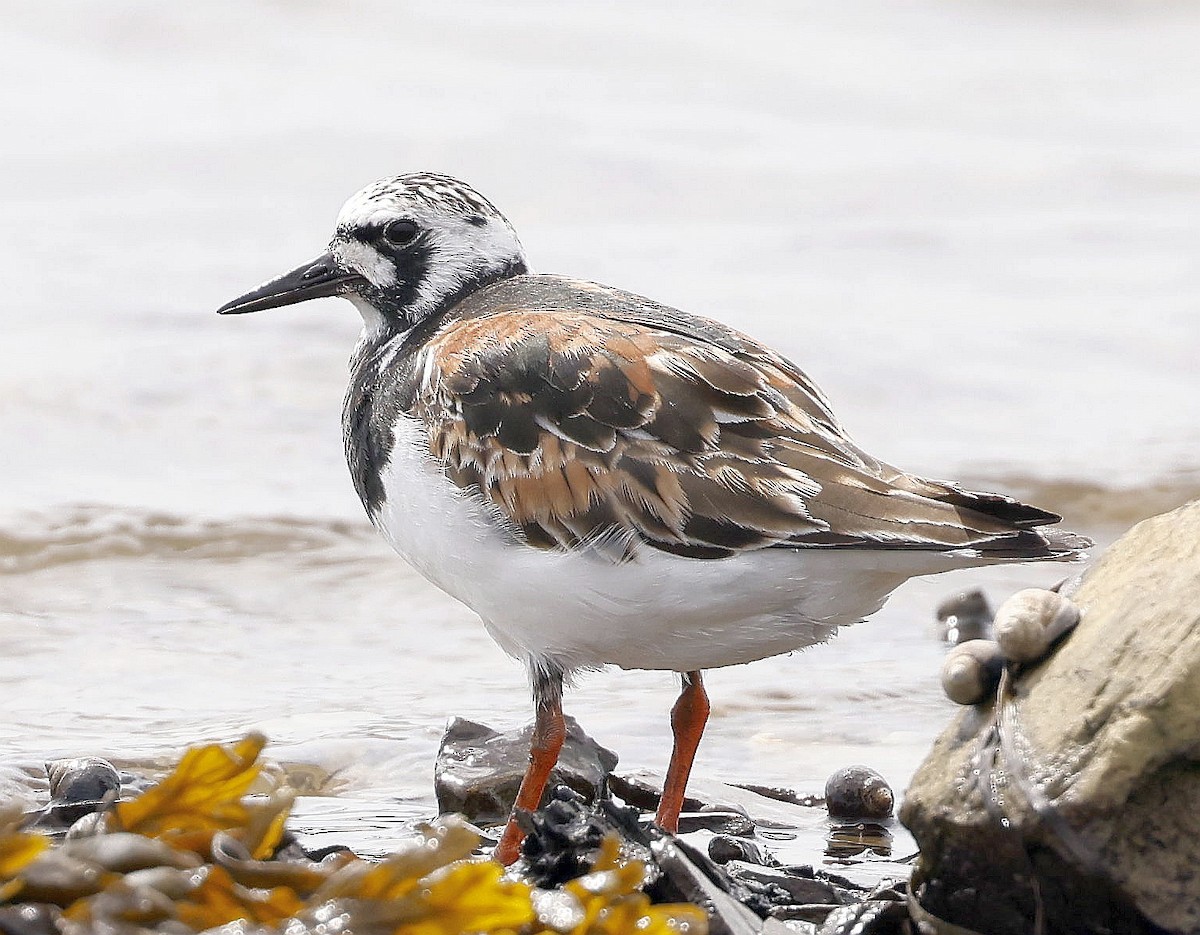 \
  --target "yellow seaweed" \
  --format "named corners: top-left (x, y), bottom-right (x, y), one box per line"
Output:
top-left (107, 733), bottom-right (288, 859)
top-left (0, 820), bottom-right (50, 903)
top-left (174, 865), bottom-right (304, 930)
top-left (2, 735), bottom-right (708, 935)
top-left (396, 860), bottom-right (537, 935)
